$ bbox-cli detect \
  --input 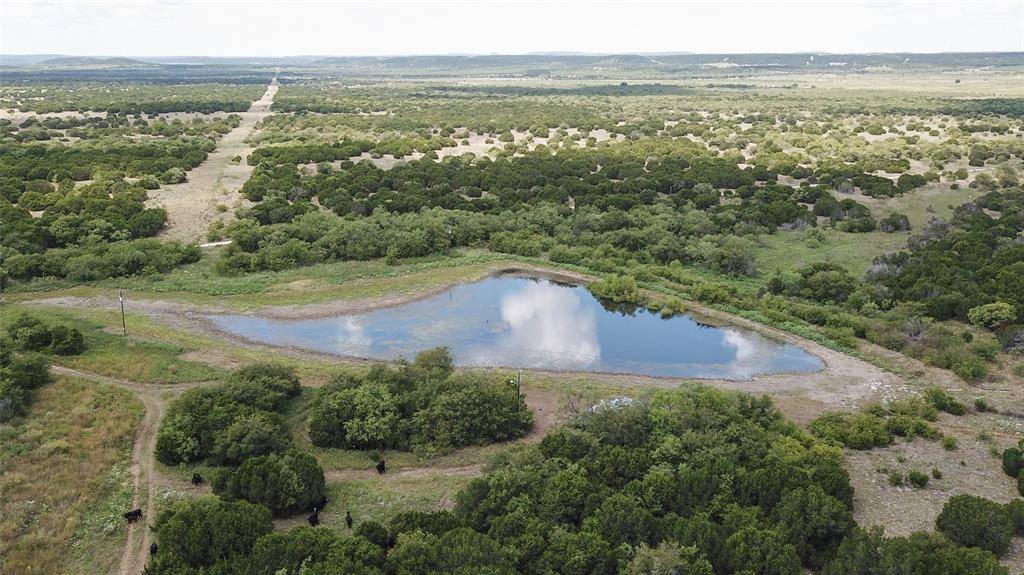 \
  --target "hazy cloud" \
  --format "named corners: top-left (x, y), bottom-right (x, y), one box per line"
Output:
top-left (1, 0), bottom-right (1021, 57)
